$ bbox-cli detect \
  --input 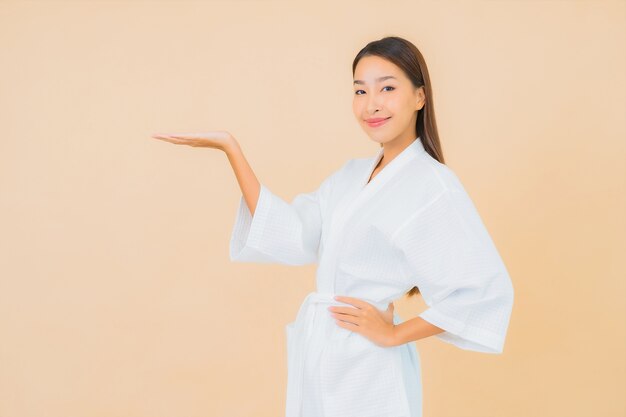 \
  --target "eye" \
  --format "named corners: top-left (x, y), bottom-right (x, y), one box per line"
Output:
top-left (354, 86), bottom-right (395, 95)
